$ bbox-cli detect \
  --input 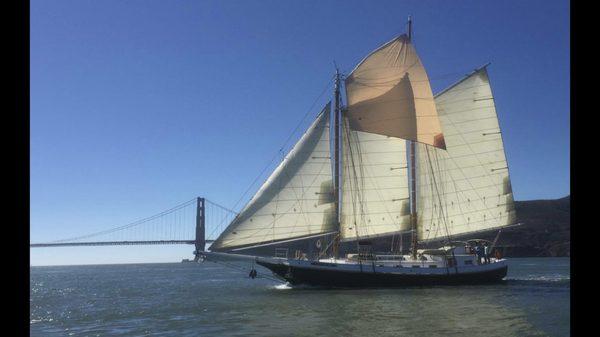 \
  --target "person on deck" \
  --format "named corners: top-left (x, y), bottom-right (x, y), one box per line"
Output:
top-left (474, 243), bottom-right (482, 264)
top-left (484, 243), bottom-right (491, 264)
top-left (478, 242), bottom-right (487, 265)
